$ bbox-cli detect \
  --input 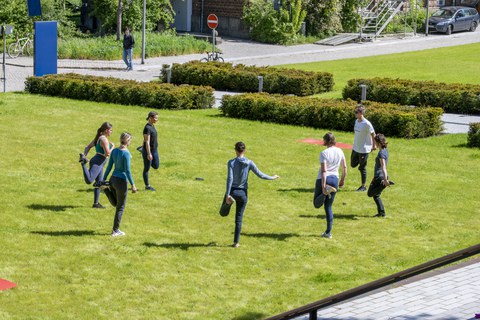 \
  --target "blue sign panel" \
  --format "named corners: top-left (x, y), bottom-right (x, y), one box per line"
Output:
top-left (27, 0), bottom-right (42, 17)
top-left (34, 21), bottom-right (57, 77)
